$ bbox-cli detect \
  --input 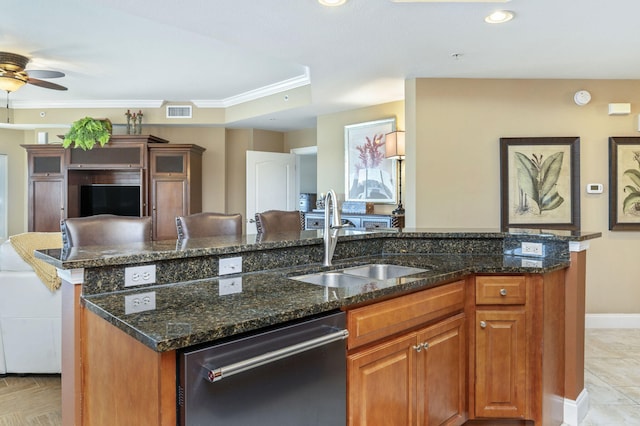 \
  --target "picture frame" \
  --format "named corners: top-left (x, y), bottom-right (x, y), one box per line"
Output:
top-left (500, 137), bottom-right (580, 231)
top-left (609, 136), bottom-right (640, 231)
top-left (344, 118), bottom-right (397, 203)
